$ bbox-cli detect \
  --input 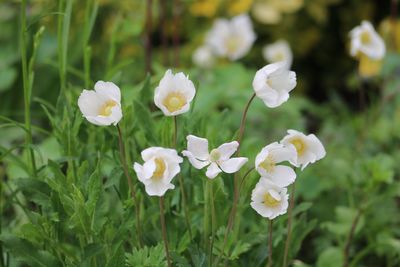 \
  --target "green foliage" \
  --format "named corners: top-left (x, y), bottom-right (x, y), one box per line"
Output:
top-left (125, 244), bottom-right (167, 267)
